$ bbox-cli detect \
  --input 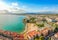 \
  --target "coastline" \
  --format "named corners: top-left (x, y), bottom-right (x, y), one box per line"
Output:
top-left (20, 24), bottom-right (27, 34)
